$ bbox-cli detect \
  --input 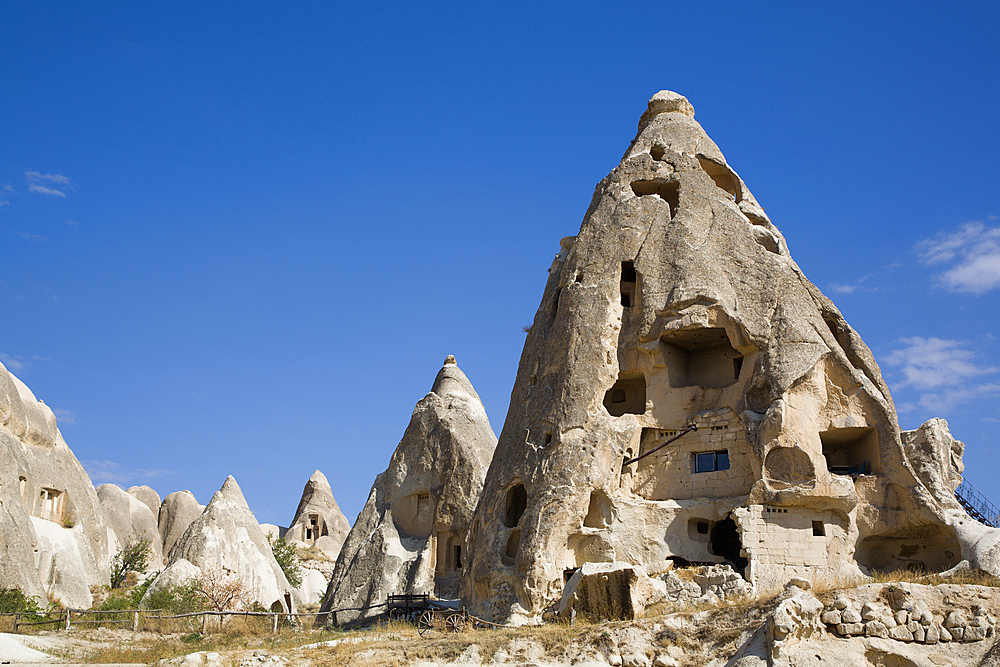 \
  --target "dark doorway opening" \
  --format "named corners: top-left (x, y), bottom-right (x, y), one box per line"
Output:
top-left (709, 517), bottom-right (748, 577)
